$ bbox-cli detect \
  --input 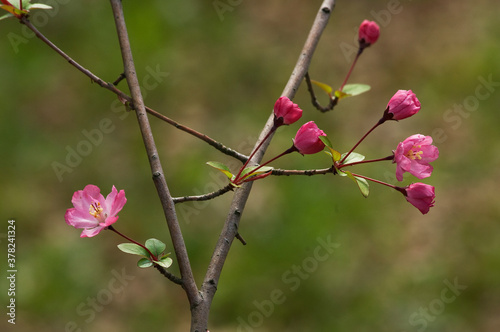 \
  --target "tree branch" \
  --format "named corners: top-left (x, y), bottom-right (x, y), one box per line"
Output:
top-left (172, 184), bottom-right (234, 204)
top-left (109, 0), bottom-right (200, 306)
top-left (19, 16), bottom-right (247, 162)
top-left (272, 167), bottom-right (334, 176)
top-left (196, 0), bottom-right (337, 330)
